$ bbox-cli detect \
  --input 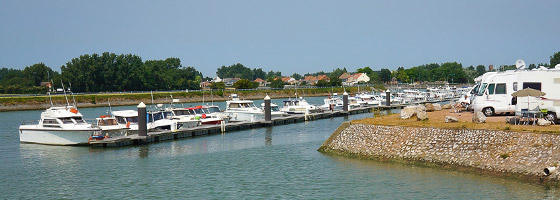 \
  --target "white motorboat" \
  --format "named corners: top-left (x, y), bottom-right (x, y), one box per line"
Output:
top-left (260, 102), bottom-right (289, 116)
top-left (168, 105), bottom-right (225, 125)
top-left (95, 115), bottom-right (130, 138)
top-left (280, 97), bottom-right (322, 114)
top-left (320, 93), bottom-right (344, 110)
top-left (19, 106), bottom-right (101, 145)
top-left (356, 93), bottom-right (382, 105)
top-left (112, 109), bottom-right (196, 133)
top-left (224, 94), bottom-right (283, 122)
